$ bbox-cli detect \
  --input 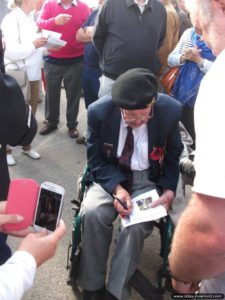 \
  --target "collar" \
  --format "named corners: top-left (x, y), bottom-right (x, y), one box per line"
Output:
top-left (134, 0), bottom-right (148, 6)
top-left (125, 0), bottom-right (152, 10)
top-left (121, 111), bottom-right (128, 128)
top-left (15, 7), bottom-right (29, 18)
top-left (57, 0), bottom-right (77, 6)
